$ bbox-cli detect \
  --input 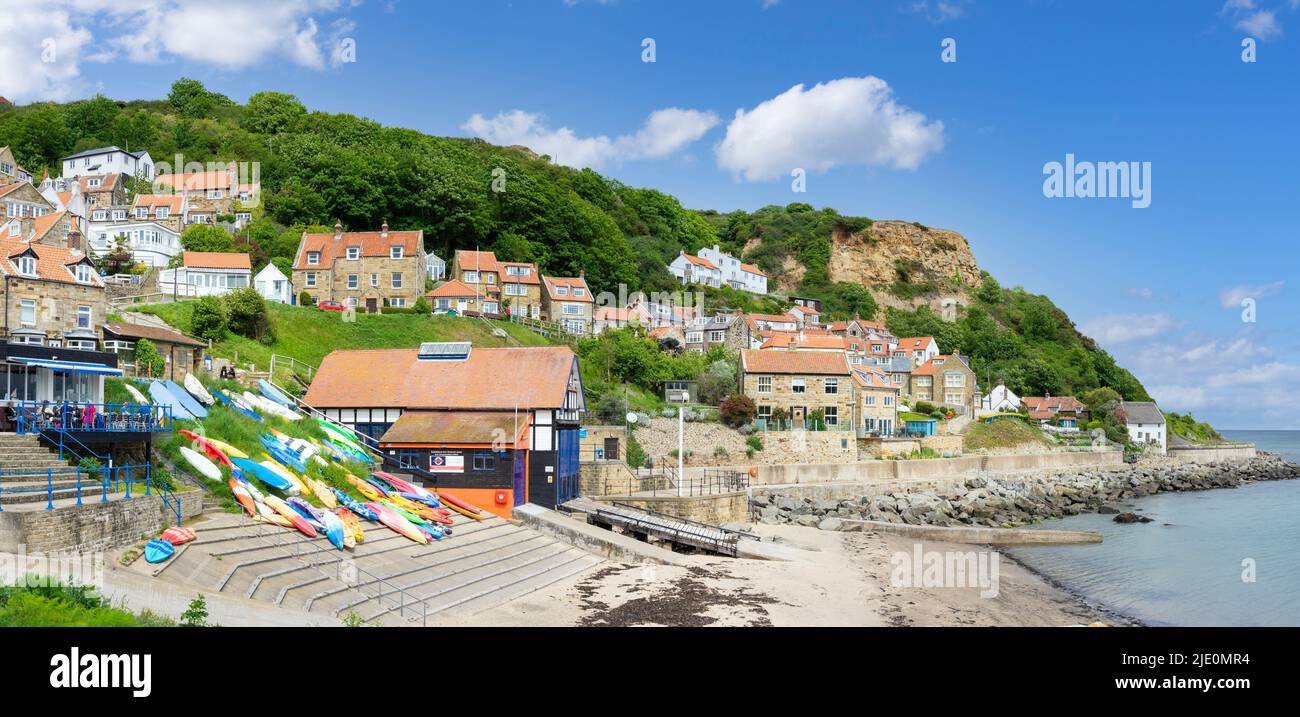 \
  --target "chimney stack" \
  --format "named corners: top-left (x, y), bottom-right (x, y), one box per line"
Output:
top-left (579, 270), bottom-right (585, 279)
top-left (333, 219), bottom-right (343, 241)
top-left (381, 219), bottom-right (389, 239)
